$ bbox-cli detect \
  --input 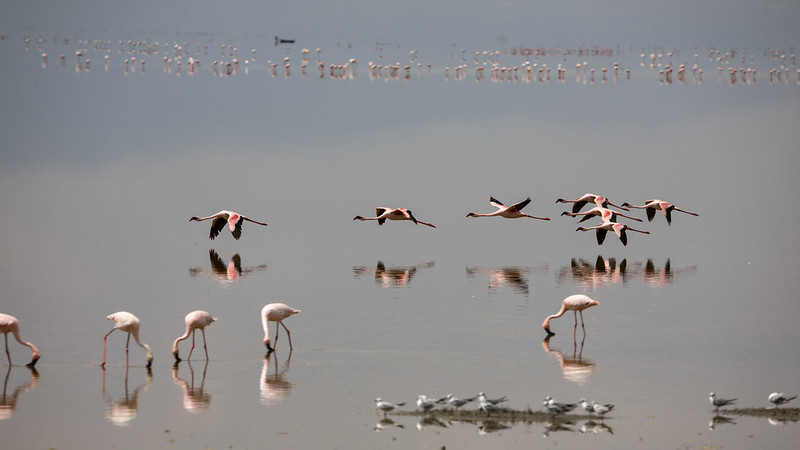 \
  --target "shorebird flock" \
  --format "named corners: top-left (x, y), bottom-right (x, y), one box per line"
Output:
top-left (8, 32), bottom-right (798, 86)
